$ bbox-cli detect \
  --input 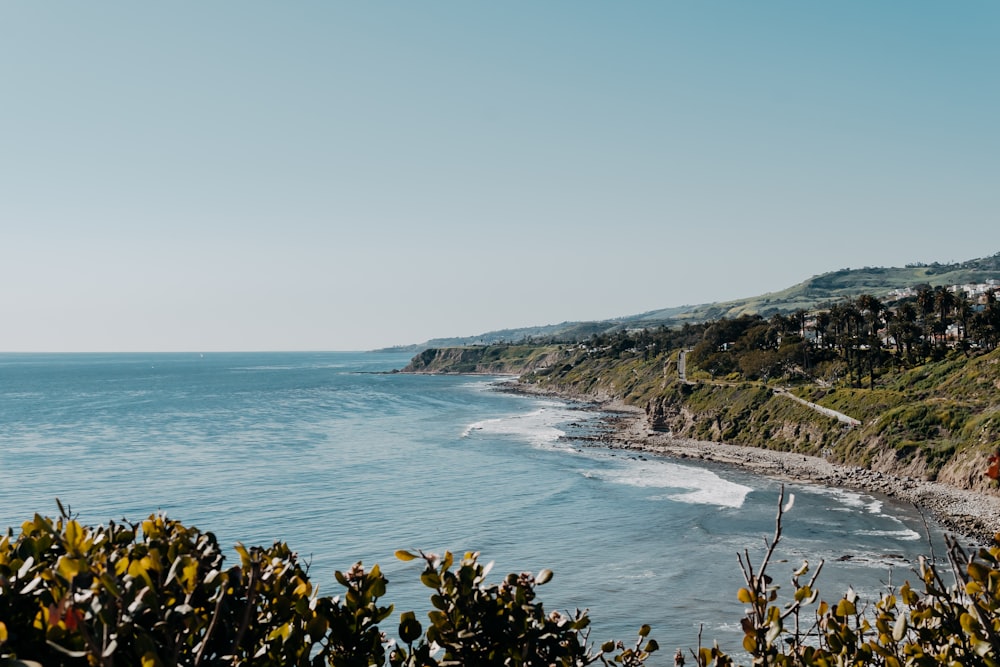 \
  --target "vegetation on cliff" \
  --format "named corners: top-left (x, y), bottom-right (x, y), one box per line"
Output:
top-left (405, 284), bottom-right (1000, 490)
top-left (402, 344), bottom-right (567, 375)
